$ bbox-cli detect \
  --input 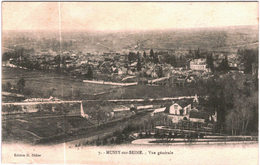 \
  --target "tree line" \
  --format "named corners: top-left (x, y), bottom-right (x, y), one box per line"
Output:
top-left (201, 72), bottom-right (258, 135)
